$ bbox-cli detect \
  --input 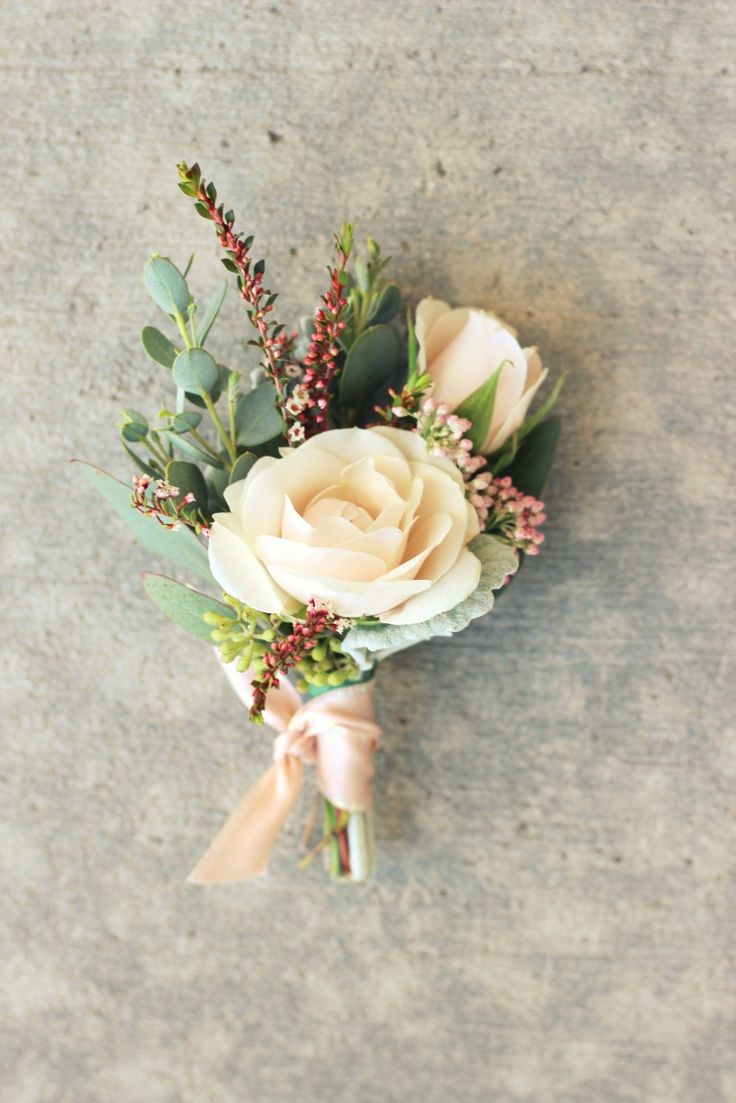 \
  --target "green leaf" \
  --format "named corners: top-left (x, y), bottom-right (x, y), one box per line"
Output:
top-left (342, 535), bottom-right (518, 668)
top-left (454, 361), bottom-right (506, 453)
top-left (406, 307), bottom-right (418, 380)
top-left (229, 451), bottom-right (259, 484)
top-left (370, 283), bottom-right (401, 325)
top-left (120, 410), bottom-right (148, 443)
top-left (196, 281), bottom-right (228, 345)
top-left (172, 347), bottom-right (219, 396)
top-left (516, 373), bottom-right (566, 447)
top-left (161, 430), bottom-right (224, 469)
top-left (505, 417), bottom-right (560, 499)
top-left (141, 574), bottom-right (232, 642)
top-left (122, 442), bottom-right (159, 478)
top-left (339, 325), bottom-right (399, 408)
top-left (141, 326), bottom-right (178, 368)
top-left (235, 382), bottom-right (285, 446)
top-left (165, 461), bottom-right (209, 510)
top-left (143, 256), bottom-right (190, 318)
top-left (171, 411), bottom-right (203, 434)
top-left (73, 461), bottom-right (212, 582)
